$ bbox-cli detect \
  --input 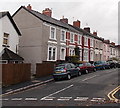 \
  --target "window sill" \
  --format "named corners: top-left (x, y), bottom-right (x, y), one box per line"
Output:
top-left (60, 40), bottom-right (66, 42)
top-left (49, 38), bottom-right (57, 41)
